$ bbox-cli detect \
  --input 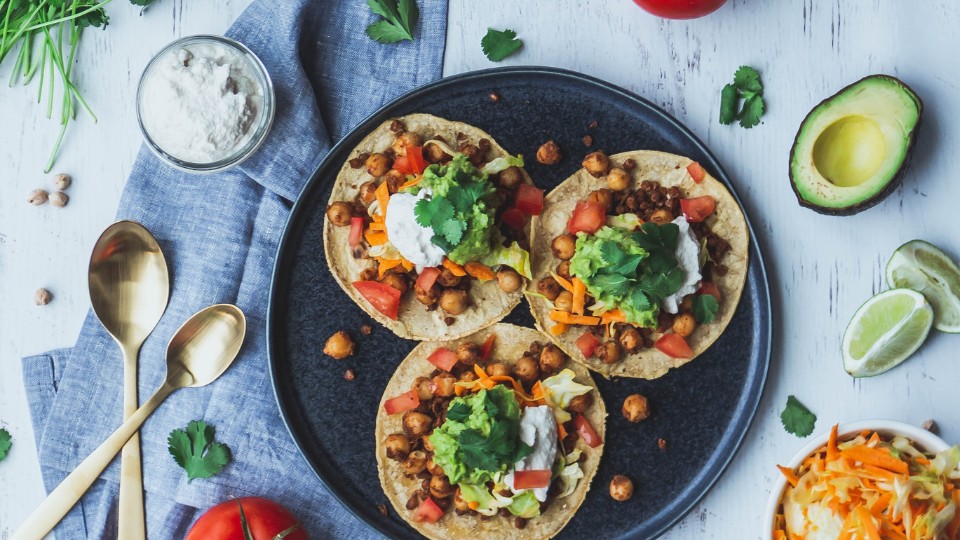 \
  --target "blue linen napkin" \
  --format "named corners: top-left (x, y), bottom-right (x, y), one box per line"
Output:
top-left (20, 0), bottom-right (447, 536)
